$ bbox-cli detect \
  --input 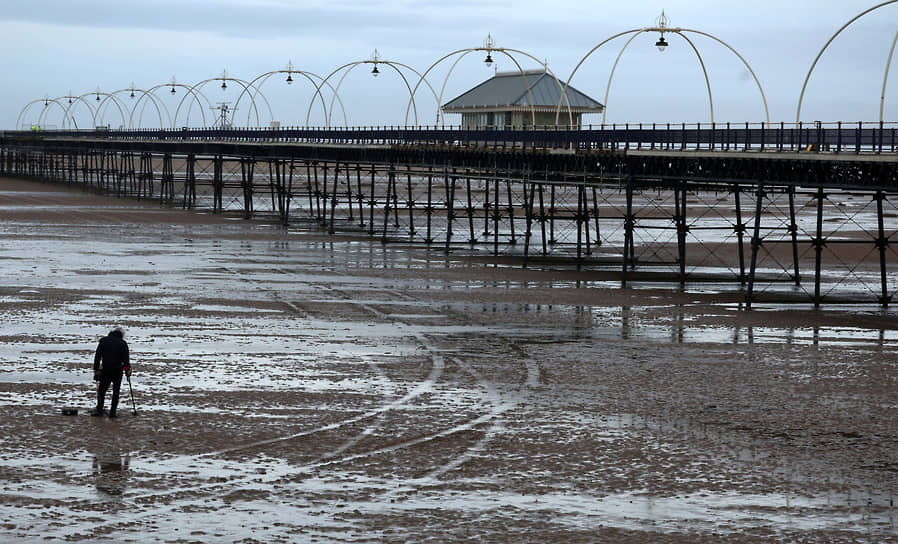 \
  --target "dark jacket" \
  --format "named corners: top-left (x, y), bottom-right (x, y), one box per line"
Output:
top-left (94, 331), bottom-right (130, 375)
